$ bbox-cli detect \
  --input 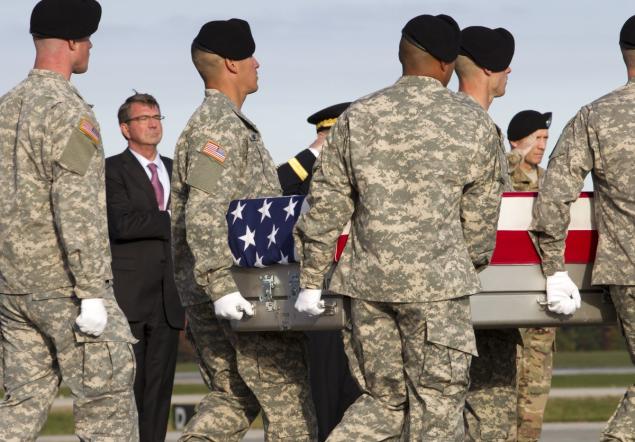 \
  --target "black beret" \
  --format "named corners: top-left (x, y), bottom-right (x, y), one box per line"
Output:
top-left (402, 14), bottom-right (461, 63)
top-left (460, 26), bottom-right (515, 72)
top-left (30, 0), bottom-right (101, 40)
top-left (507, 110), bottom-right (552, 142)
top-left (307, 102), bottom-right (351, 131)
top-left (193, 19), bottom-right (255, 60)
top-left (620, 15), bottom-right (635, 49)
